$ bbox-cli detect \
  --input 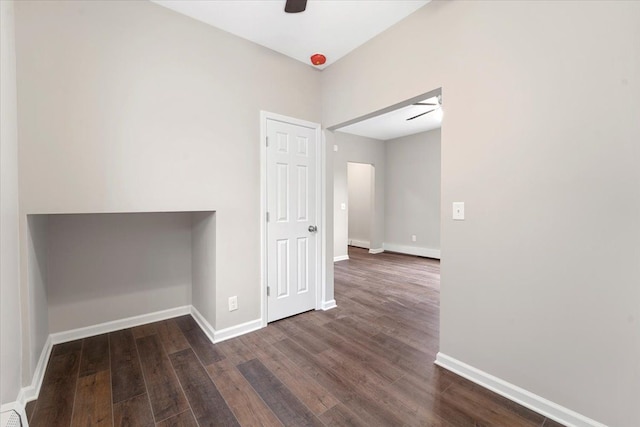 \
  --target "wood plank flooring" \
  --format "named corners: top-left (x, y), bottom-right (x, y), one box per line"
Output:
top-left (26, 247), bottom-right (564, 426)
